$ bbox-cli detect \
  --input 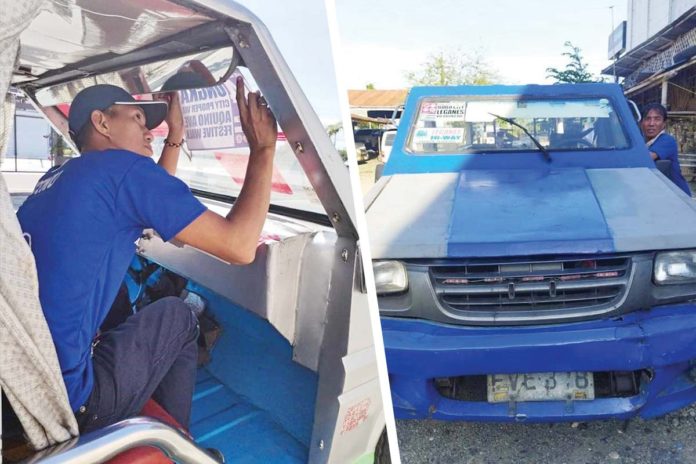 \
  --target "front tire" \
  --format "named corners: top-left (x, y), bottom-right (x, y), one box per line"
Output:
top-left (375, 428), bottom-right (390, 464)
